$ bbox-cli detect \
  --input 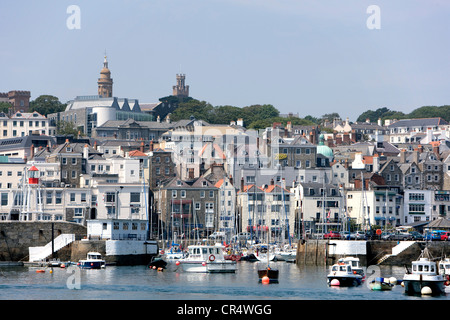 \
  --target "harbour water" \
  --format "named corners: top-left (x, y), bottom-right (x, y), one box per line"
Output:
top-left (0, 261), bottom-right (448, 301)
